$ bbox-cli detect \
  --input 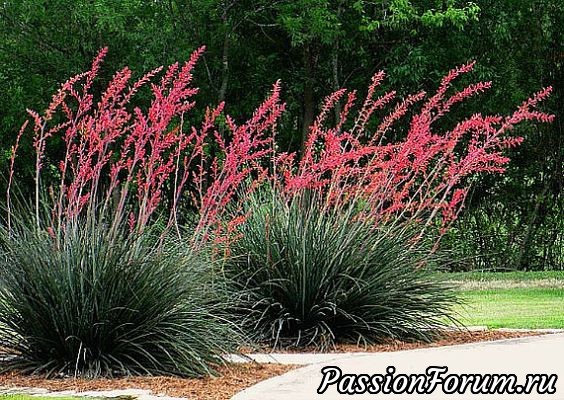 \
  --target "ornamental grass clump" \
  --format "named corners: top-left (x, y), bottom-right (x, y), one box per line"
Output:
top-left (219, 63), bottom-right (552, 350)
top-left (224, 188), bottom-right (458, 349)
top-left (0, 219), bottom-right (238, 378)
top-left (2, 46), bottom-right (282, 378)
